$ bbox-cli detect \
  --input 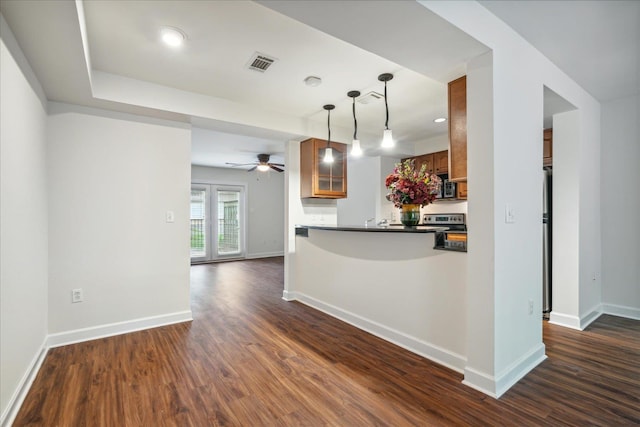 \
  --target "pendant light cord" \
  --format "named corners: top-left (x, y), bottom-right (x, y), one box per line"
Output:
top-left (327, 108), bottom-right (331, 145)
top-left (384, 80), bottom-right (390, 130)
top-left (352, 98), bottom-right (358, 140)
